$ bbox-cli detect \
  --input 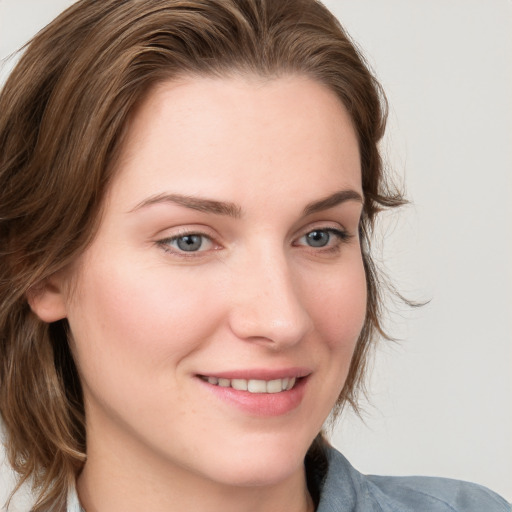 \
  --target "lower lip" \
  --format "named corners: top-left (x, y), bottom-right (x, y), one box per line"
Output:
top-left (198, 377), bottom-right (308, 417)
